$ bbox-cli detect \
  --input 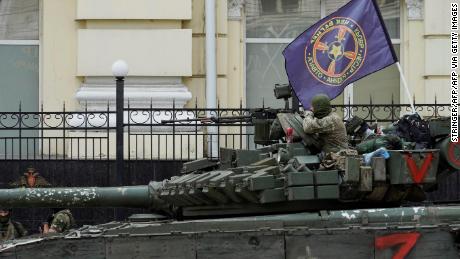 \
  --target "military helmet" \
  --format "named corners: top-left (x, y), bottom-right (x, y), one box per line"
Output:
top-left (311, 94), bottom-right (332, 119)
